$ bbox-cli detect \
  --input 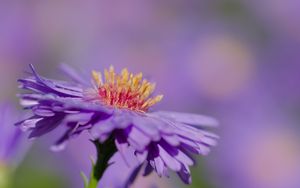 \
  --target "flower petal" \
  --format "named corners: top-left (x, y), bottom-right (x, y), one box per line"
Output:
top-left (158, 145), bottom-right (181, 172)
top-left (175, 150), bottom-right (194, 166)
top-left (143, 162), bottom-right (154, 176)
top-left (177, 164), bottom-right (192, 184)
top-left (153, 111), bottom-right (218, 127)
top-left (59, 63), bottom-right (89, 86)
top-left (153, 157), bottom-right (165, 177)
top-left (162, 134), bottom-right (180, 146)
top-left (128, 127), bottom-right (151, 152)
top-left (133, 116), bottom-right (161, 141)
top-left (28, 115), bottom-right (65, 138)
